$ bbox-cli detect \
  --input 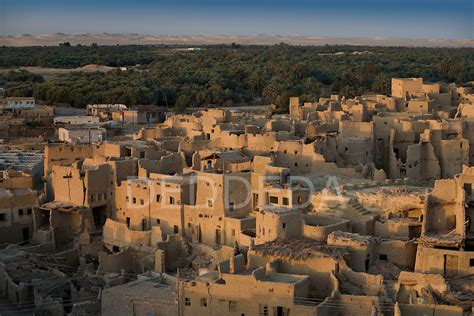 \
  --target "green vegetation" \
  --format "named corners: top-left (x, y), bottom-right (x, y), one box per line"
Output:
top-left (1, 45), bottom-right (473, 110)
